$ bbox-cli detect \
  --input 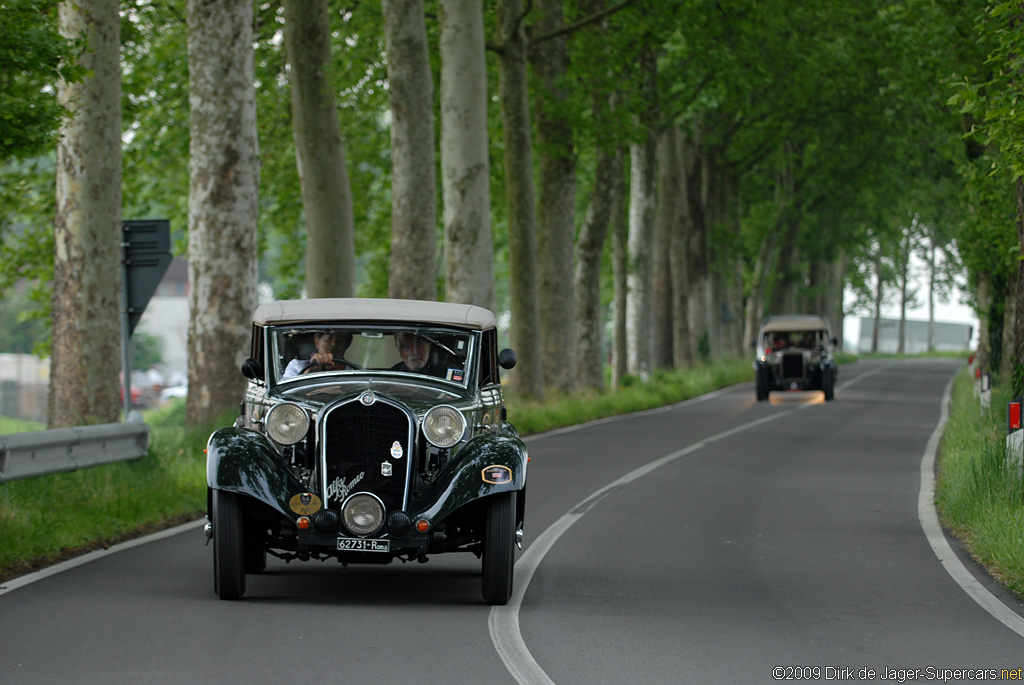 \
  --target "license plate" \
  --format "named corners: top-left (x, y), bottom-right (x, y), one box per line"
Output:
top-left (337, 537), bottom-right (389, 552)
